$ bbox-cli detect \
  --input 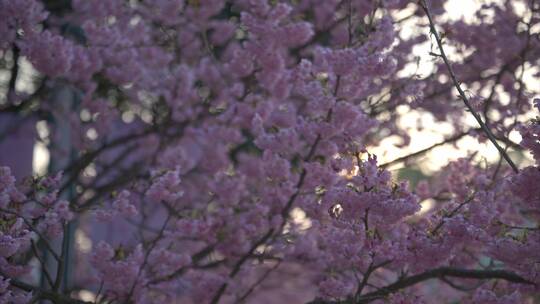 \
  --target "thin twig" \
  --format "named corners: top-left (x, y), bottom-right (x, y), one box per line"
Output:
top-left (379, 130), bottom-right (470, 168)
top-left (419, 0), bottom-right (519, 173)
top-left (31, 239), bottom-right (54, 287)
top-left (0, 208), bottom-right (60, 261)
top-left (430, 193), bottom-right (476, 235)
top-left (124, 215), bottom-right (171, 303)
top-left (237, 261), bottom-right (282, 303)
